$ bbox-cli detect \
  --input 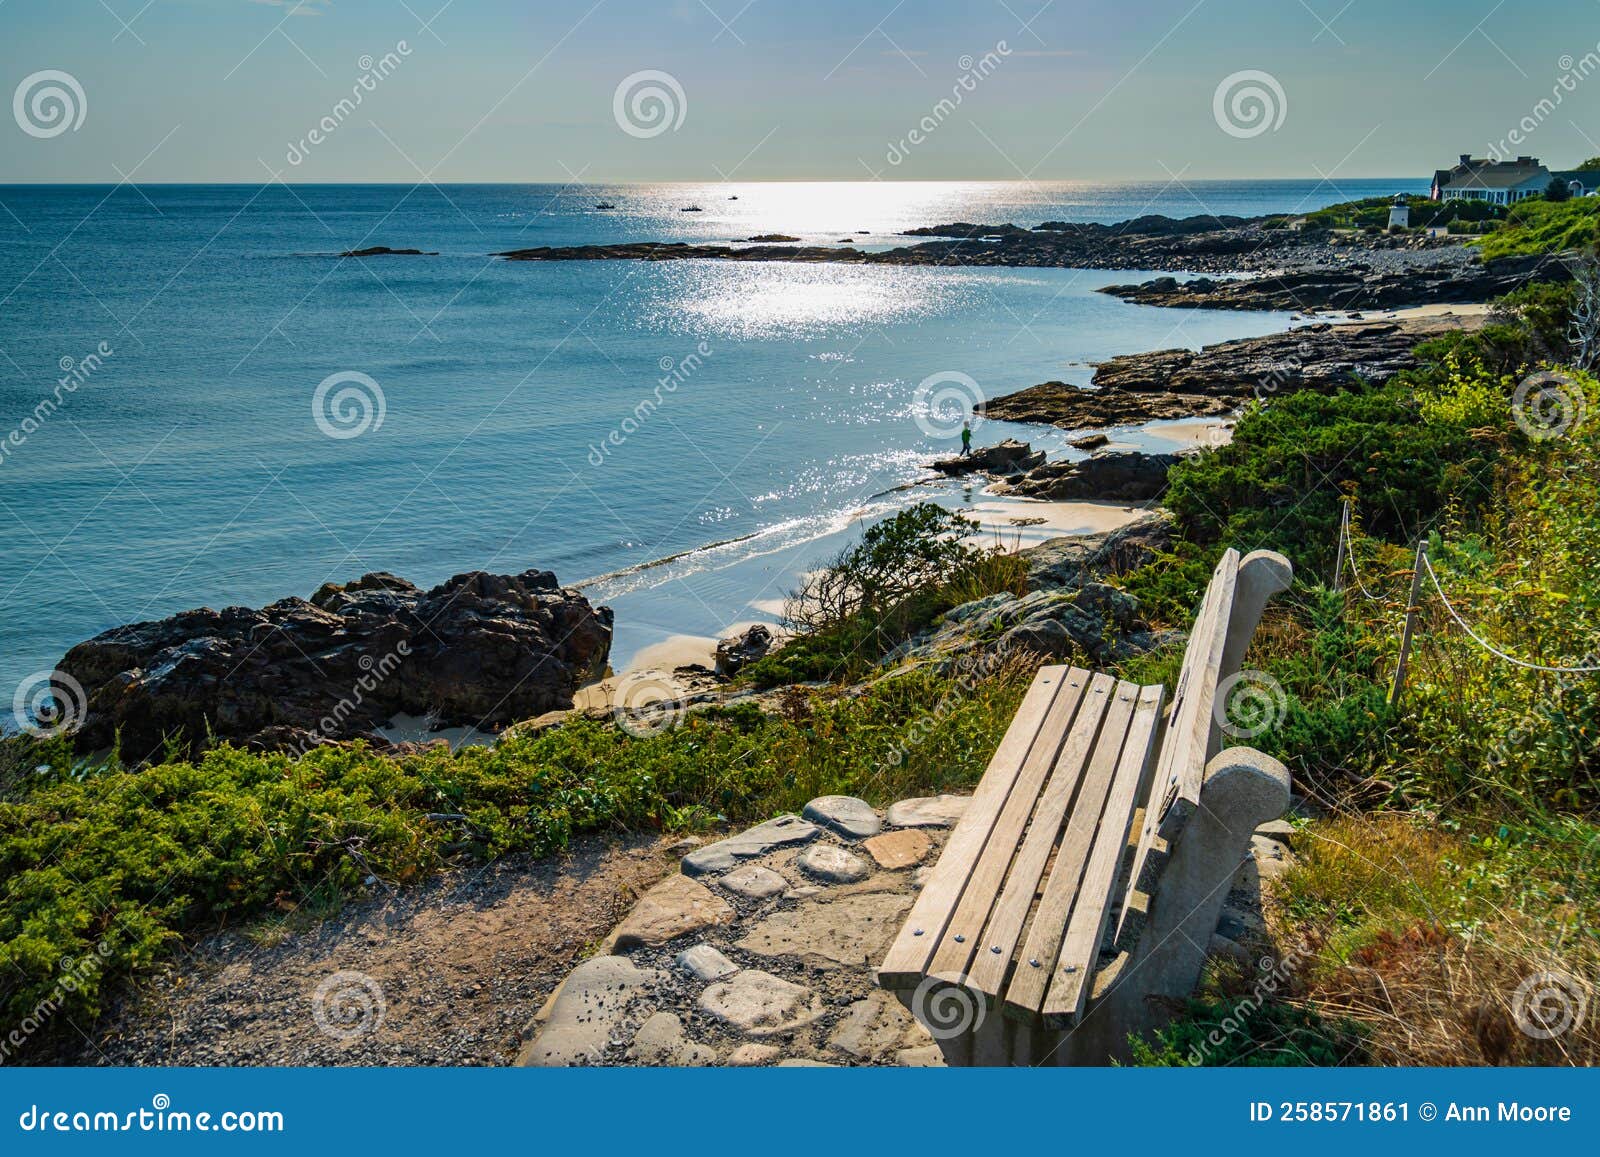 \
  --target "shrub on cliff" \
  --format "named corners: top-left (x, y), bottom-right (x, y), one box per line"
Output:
top-left (1476, 196), bottom-right (1600, 259)
top-left (746, 504), bottom-right (1027, 687)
